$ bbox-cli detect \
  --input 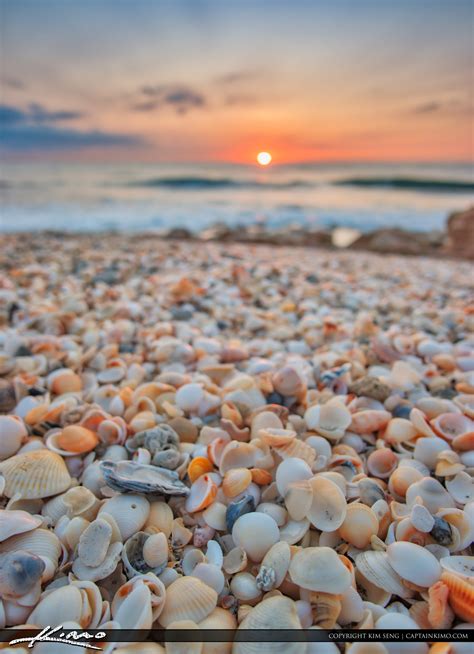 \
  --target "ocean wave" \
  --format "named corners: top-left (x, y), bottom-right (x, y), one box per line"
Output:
top-left (128, 176), bottom-right (309, 190)
top-left (335, 177), bottom-right (474, 192)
